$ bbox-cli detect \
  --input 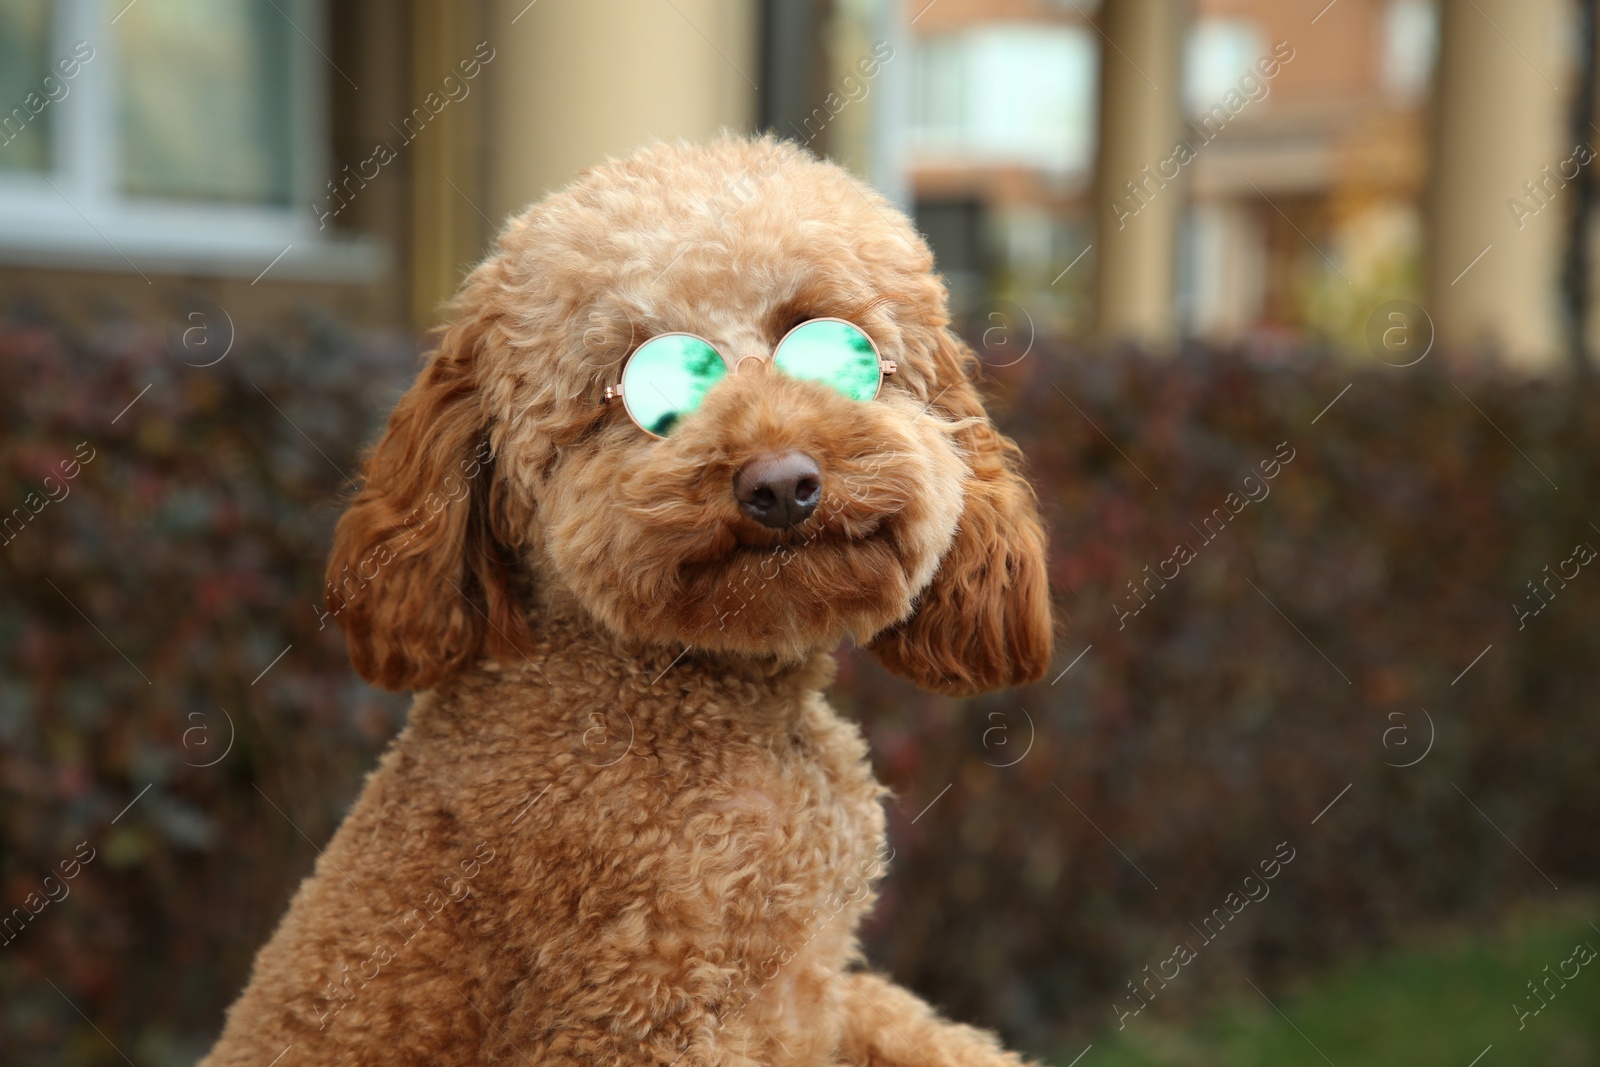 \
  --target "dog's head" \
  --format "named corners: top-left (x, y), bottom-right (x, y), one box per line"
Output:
top-left (326, 136), bottom-right (1051, 696)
